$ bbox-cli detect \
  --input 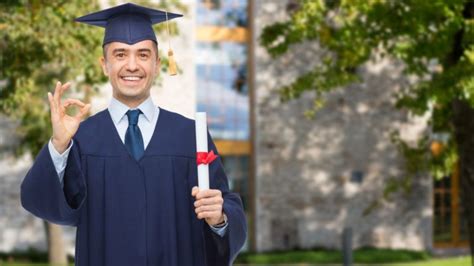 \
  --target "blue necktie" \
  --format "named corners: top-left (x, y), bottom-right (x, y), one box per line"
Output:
top-left (125, 109), bottom-right (144, 161)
